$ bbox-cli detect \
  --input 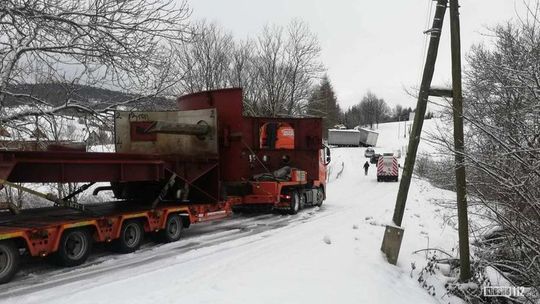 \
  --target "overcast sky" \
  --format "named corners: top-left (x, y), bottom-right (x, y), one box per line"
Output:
top-left (186, 0), bottom-right (525, 110)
